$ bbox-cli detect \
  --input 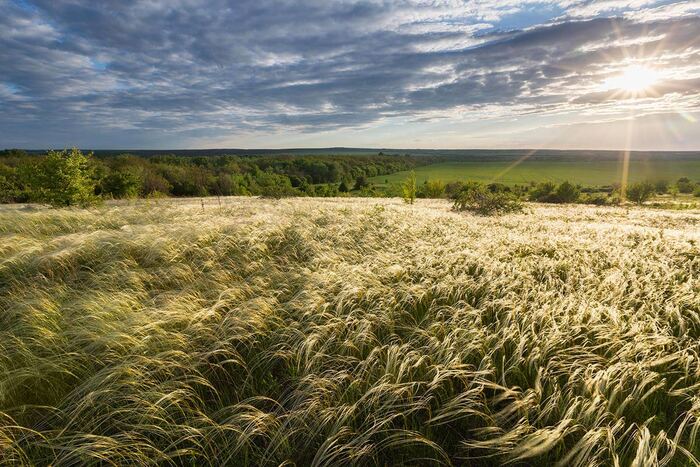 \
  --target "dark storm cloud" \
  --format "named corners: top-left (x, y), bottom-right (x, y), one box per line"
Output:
top-left (1, 0), bottom-right (699, 147)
